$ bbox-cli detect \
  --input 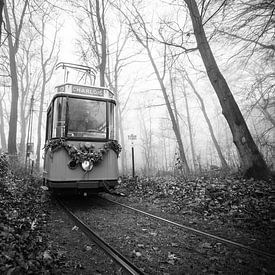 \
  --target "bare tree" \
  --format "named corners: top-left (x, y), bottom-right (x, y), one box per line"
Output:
top-left (16, 29), bottom-right (41, 157)
top-left (95, 0), bottom-right (107, 86)
top-left (118, 4), bottom-right (190, 174)
top-left (182, 69), bottom-right (228, 169)
top-left (105, 22), bottom-right (133, 175)
top-left (214, 0), bottom-right (275, 61)
top-left (183, 0), bottom-right (269, 178)
top-left (34, 13), bottom-right (59, 169)
top-left (3, 0), bottom-right (29, 155)
top-left (75, 0), bottom-right (107, 86)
